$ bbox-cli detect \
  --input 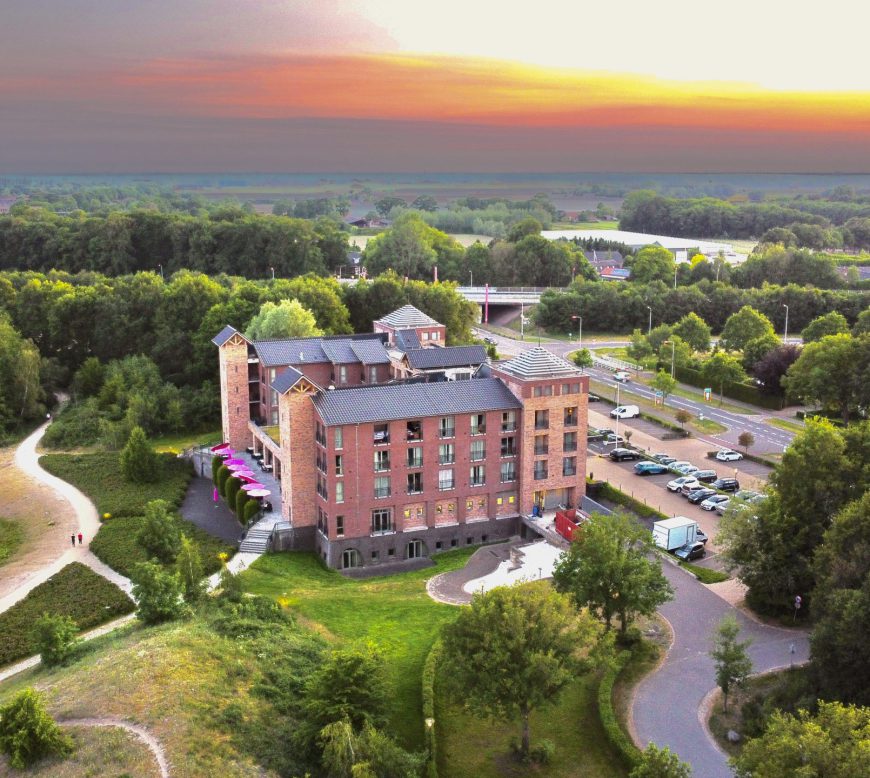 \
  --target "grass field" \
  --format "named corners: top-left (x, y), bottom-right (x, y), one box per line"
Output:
top-left (550, 221), bottom-right (619, 231)
top-left (0, 517), bottom-right (24, 567)
top-left (766, 417), bottom-right (805, 434)
top-left (151, 429), bottom-right (222, 453)
top-left (239, 550), bottom-right (476, 751)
